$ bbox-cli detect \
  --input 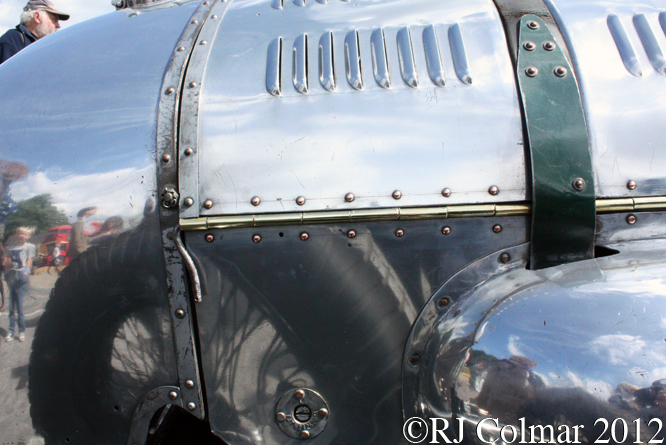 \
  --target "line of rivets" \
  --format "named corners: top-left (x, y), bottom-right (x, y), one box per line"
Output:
top-left (300, 431), bottom-right (310, 439)
top-left (162, 154), bottom-right (171, 163)
top-left (296, 196), bottom-right (306, 206)
top-left (392, 190), bottom-right (402, 200)
top-left (627, 215), bottom-right (637, 225)
top-left (205, 234), bottom-right (214, 243)
top-left (184, 197), bottom-right (194, 207)
top-left (493, 224), bottom-right (502, 233)
top-left (442, 188), bottom-right (451, 197)
top-left (169, 391), bottom-right (178, 400)
top-left (523, 41), bottom-right (536, 51)
top-left (572, 178), bottom-right (586, 191)
top-left (345, 193), bottom-right (355, 202)
top-left (300, 232), bottom-right (309, 241)
top-left (627, 180), bottom-right (637, 190)
top-left (251, 196), bottom-right (261, 206)
top-left (347, 230), bottom-right (356, 238)
top-left (525, 67), bottom-right (539, 77)
top-left (184, 148), bottom-right (193, 156)
top-left (188, 82), bottom-right (197, 88)
top-left (488, 185), bottom-right (499, 196)
top-left (165, 87), bottom-right (175, 95)
top-left (253, 234), bottom-right (261, 243)
top-left (204, 199), bottom-right (213, 209)
top-left (527, 20), bottom-right (540, 30)
top-left (543, 41), bottom-right (556, 51)
top-left (395, 229), bottom-right (404, 237)
top-left (441, 226), bottom-right (451, 235)
top-left (187, 402), bottom-right (196, 411)
top-left (499, 252), bottom-right (511, 263)
top-left (175, 309), bottom-right (185, 318)
top-left (295, 390), bottom-right (305, 399)
top-left (185, 380), bottom-right (194, 388)
top-left (276, 412), bottom-right (287, 422)
top-left (554, 66), bottom-right (567, 77)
